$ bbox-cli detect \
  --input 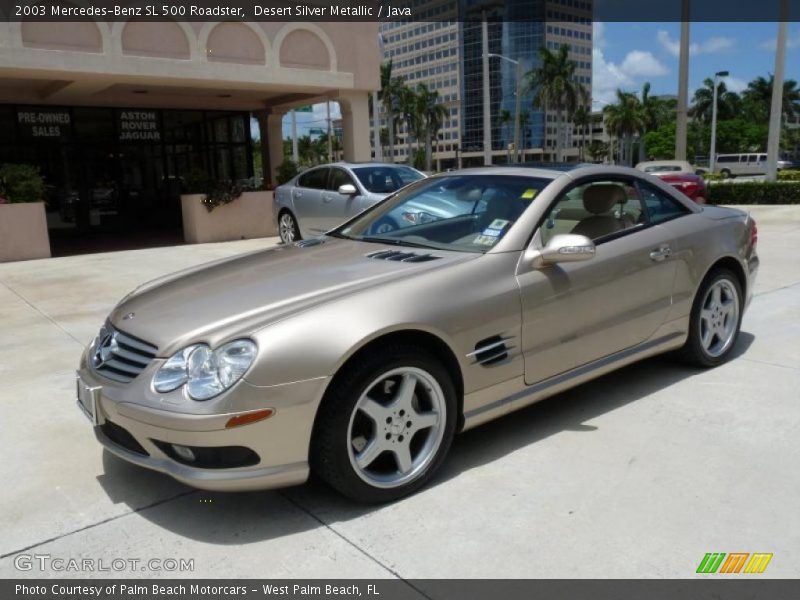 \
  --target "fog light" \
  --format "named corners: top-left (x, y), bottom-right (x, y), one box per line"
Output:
top-left (171, 444), bottom-right (196, 462)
